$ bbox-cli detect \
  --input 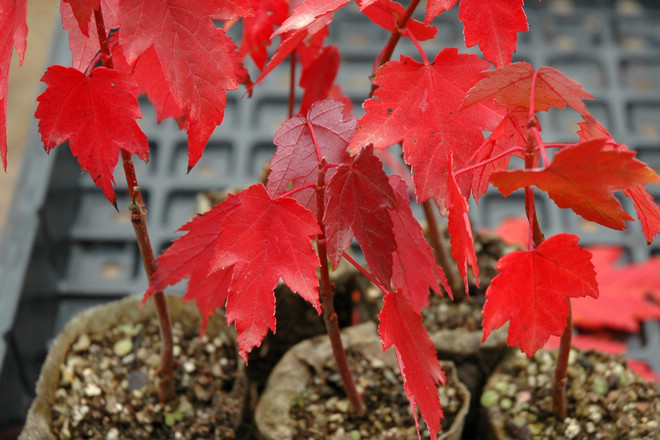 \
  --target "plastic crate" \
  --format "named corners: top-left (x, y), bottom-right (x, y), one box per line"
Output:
top-left (2, 0), bottom-right (660, 430)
